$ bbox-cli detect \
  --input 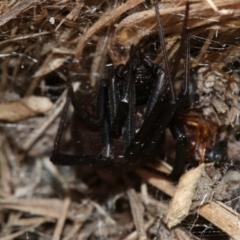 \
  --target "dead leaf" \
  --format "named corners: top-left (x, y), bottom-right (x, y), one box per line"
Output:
top-left (164, 164), bottom-right (205, 228)
top-left (0, 96), bottom-right (53, 122)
